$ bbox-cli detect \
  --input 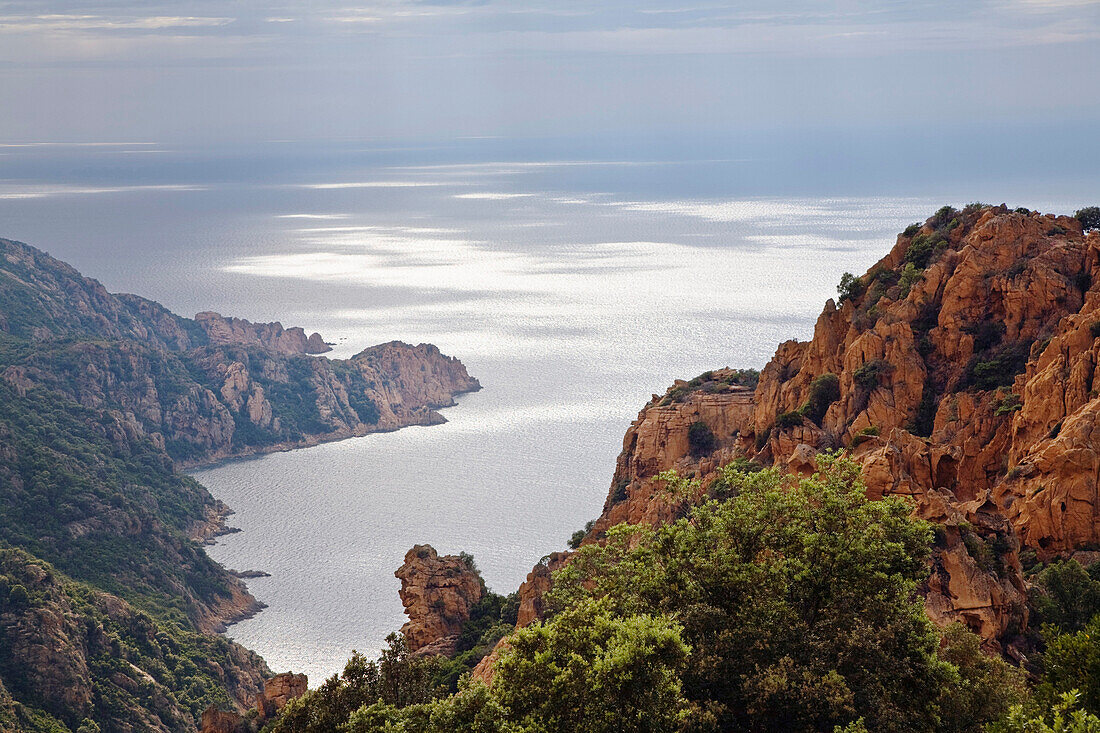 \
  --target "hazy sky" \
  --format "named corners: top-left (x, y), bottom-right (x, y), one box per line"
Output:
top-left (2, 0), bottom-right (1099, 143)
